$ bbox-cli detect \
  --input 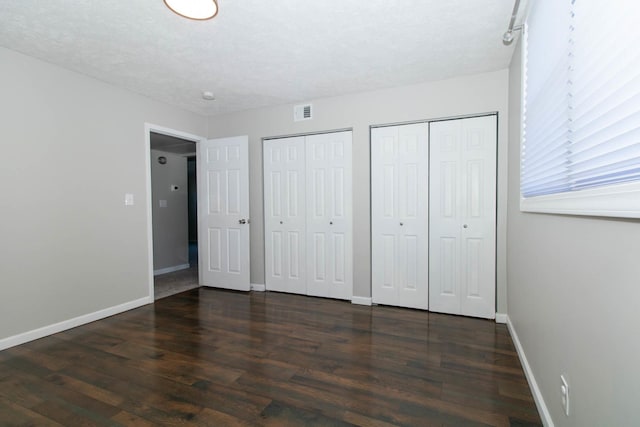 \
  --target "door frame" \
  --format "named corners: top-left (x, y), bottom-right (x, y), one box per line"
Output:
top-left (144, 123), bottom-right (206, 301)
